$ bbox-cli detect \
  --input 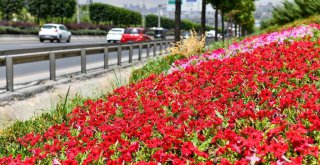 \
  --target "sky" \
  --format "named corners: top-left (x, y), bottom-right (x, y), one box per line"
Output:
top-left (80, 0), bottom-right (283, 8)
